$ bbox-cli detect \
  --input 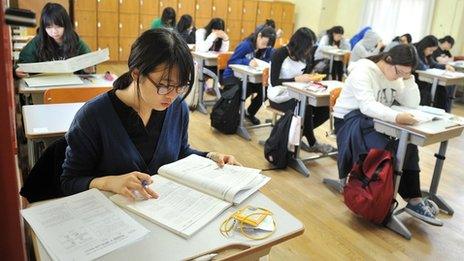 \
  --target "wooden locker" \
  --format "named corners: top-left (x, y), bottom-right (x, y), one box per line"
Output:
top-left (140, 14), bottom-right (155, 32)
top-left (281, 22), bottom-right (294, 39)
top-left (196, 18), bottom-right (212, 29)
top-left (271, 2), bottom-right (283, 26)
top-left (97, 0), bottom-right (118, 12)
top-left (227, 0), bottom-right (243, 20)
top-left (177, 0), bottom-right (195, 16)
top-left (159, 0), bottom-right (178, 12)
top-left (242, 0), bottom-right (257, 23)
top-left (120, 14), bottom-right (139, 38)
top-left (81, 36), bottom-right (97, 51)
top-left (119, 0), bottom-right (140, 13)
top-left (97, 12), bottom-right (119, 38)
top-left (226, 19), bottom-right (242, 43)
top-left (212, 0), bottom-right (228, 20)
top-left (98, 37), bottom-right (119, 61)
top-left (241, 20), bottom-right (255, 39)
top-left (256, 1), bottom-right (271, 26)
top-left (196, 0), bottom-right (212, 19)
top-left (281, 3), bottom-right (295, 23)
top-left (119, 37), bottom-right (137, 61)
top-left (74, 10), bottom-right (96, 36)
top-left (140, 0), bottom-right (159, 15)
top-left (75, 0), bottom-right (96, 11)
